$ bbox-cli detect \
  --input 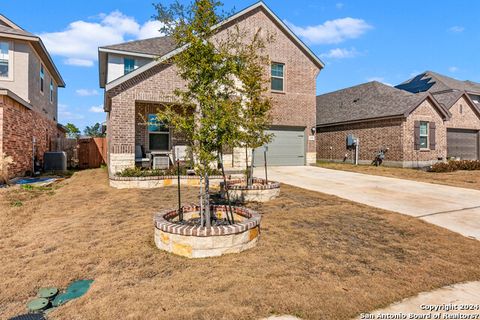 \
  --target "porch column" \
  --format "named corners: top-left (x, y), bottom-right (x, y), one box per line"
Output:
top-left (108, 94), bottom-right (136, 175)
